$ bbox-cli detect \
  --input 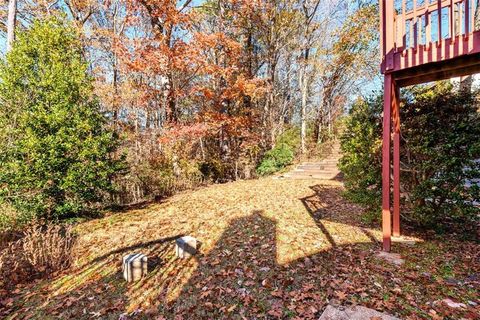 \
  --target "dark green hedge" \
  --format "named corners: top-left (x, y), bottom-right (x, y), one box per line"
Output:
top-left (340, 83), bottom-right (480, 236)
